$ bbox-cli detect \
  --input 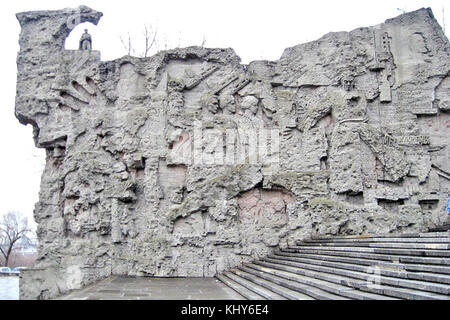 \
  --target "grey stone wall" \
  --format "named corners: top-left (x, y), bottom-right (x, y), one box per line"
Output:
top-left (15, 6), bottom-right (449, 299)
